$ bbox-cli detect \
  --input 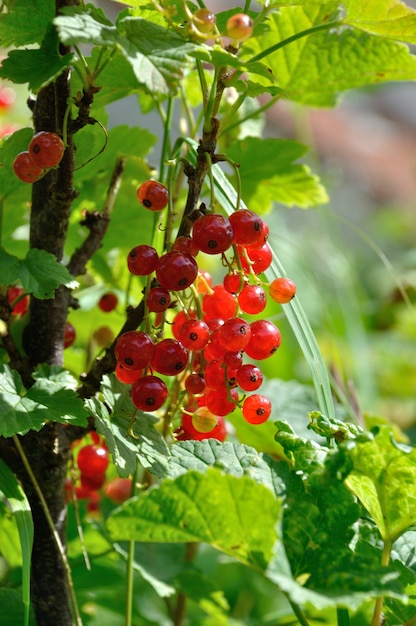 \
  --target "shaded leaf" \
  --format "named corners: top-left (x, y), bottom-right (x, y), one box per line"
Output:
top-left (0, 0), bottom-right (55, 47)
top-left (344, 0), bottom-right (416, 44)
top-left (0, 128), bottom-right (34, 200)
